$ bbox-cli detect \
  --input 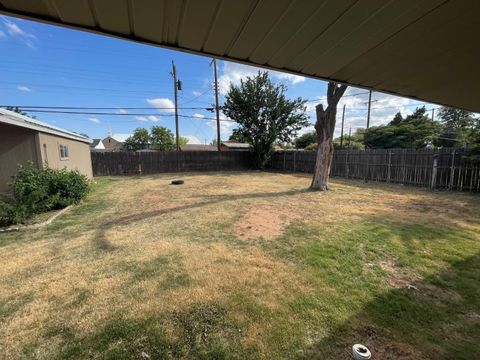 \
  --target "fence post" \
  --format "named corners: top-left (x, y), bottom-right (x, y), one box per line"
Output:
top-left (387, 150), bottom-right (392, 183)
top-left (293, 151), bottom-right (296, 172)
top-left (345, 151), bottom-right (349, 178)
top-left (430, 153), bottom-right (438, 189)
top-left (448, 149), bottom-right (456, 190)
